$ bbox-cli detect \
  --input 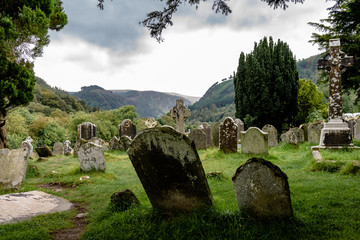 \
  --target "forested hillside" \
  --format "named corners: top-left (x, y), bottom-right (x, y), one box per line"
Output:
top-left (296, 54), bottom-right (322, 83)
